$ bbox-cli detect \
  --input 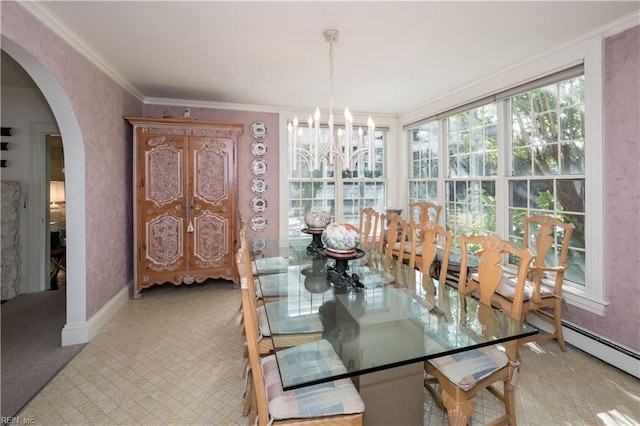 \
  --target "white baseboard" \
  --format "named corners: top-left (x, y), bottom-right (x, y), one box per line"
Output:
top-left (61, 281), bottom-right (132, 346)
top-left (527, 315), bottom-right (640, 379)
top-left (61, 321), bottom-right (89, 346)
top-left (87, 281), bottom-right (132, 341)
